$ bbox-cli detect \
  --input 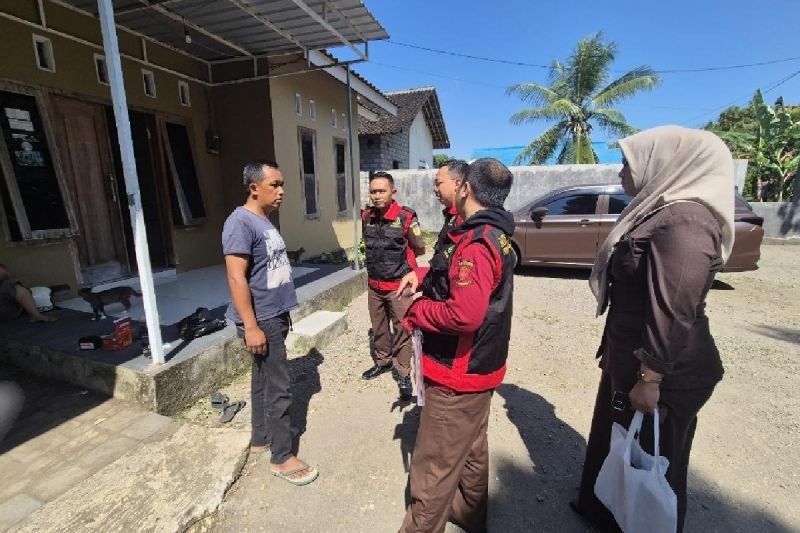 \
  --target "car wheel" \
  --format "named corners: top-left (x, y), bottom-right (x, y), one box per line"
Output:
top-left (511, 241), bottom-right (521, 270)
